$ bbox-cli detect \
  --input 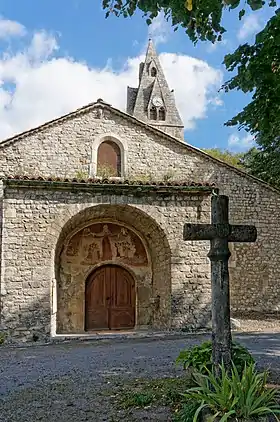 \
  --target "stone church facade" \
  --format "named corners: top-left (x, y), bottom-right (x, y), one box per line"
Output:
top-left (0, 41), bottom-right (280, 344)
